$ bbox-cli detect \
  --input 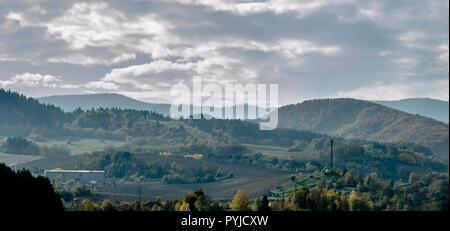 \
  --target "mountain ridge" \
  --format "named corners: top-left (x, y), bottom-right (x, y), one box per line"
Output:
top-left (38, 93), bottom-right (171, 115)
top-left (276, 98), bottom-right (449, 160)
top-left (372, 98), bottom-right (449, 123)
top-left (37, 93), bottom-right (271, 119)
